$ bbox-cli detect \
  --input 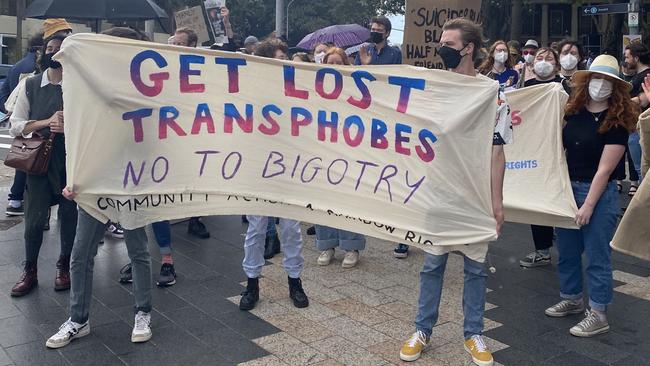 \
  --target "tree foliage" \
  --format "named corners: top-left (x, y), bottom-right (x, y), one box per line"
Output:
top-left (155, 0), bottom-right (405, 46)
